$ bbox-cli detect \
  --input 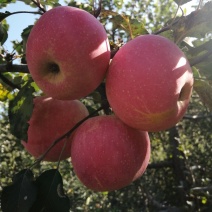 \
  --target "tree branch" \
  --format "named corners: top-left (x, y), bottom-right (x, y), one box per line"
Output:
top-left (93, 0), bottom-right (102, 18)
top-left (0, 11), bottom-right (42, 21)
top-left (183, 114), bottom-right (212, 120)
top-left (0, 64), bottom-right (29, 73)
top-left (189, 50), bottom-right (212, 67)
top-left (191, 186), bottom-right (212, 193)
top-left (148, 160), bottom-right (173, 169)
top-left (7, 11), bottom-right (42, 16)
top-left (32, 0), bottom-right (46, 13)
top-left (30, 102), bottom-right (110, 167)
